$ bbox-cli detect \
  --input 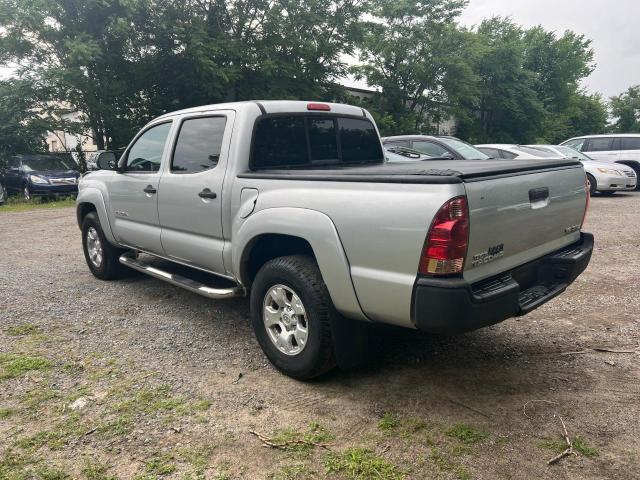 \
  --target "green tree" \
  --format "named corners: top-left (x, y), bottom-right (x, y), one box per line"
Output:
top-left (609, 86), bottom-right (640, 133)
